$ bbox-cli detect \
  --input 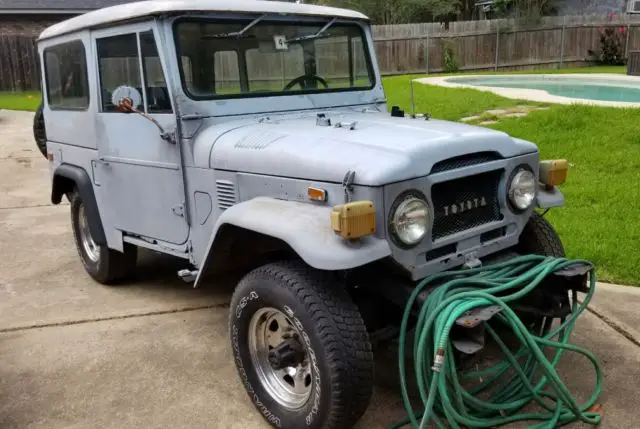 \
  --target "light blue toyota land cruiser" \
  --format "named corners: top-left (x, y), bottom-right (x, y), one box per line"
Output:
top-left (33, 1), bottom-right (571, 428)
